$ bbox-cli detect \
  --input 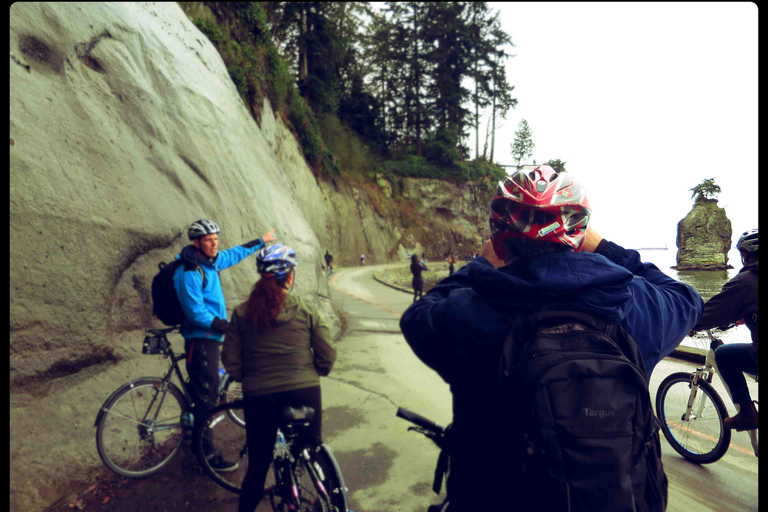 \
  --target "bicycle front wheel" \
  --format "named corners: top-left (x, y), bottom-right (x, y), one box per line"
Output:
top-left (95, 378), bottom-right (186, 477)
top-left (656, 372), bottom-right (731, 464)
top-left (218, 376), bottom-right (245, 427)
